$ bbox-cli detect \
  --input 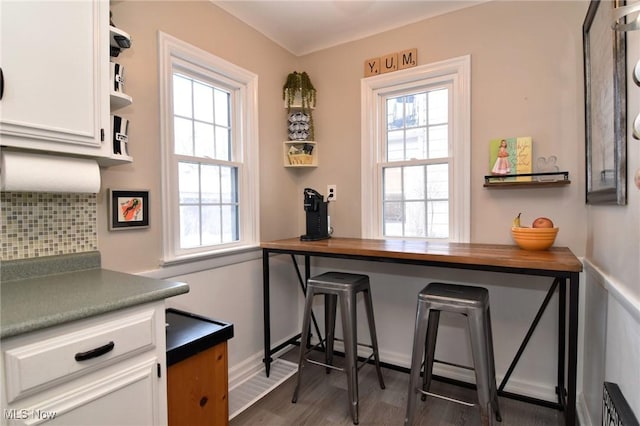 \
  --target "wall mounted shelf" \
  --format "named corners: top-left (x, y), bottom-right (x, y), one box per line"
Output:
top-left (483, 171), bottom-right (570, 188)
top-left (109, 25), bottom-right (131, 57)
top-left (110, 91), bottom-right (132, 110)
top-left (283, 141), bottom-right (317, 168)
